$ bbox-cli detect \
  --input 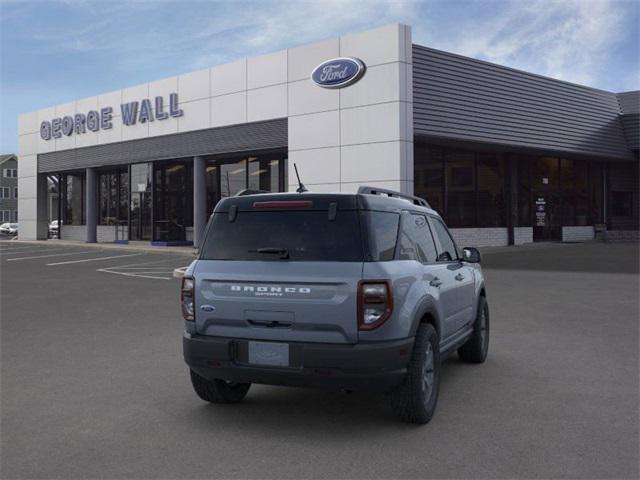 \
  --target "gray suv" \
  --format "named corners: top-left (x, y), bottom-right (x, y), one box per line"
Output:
top-left (182, 186), bottom-right (489, 424)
